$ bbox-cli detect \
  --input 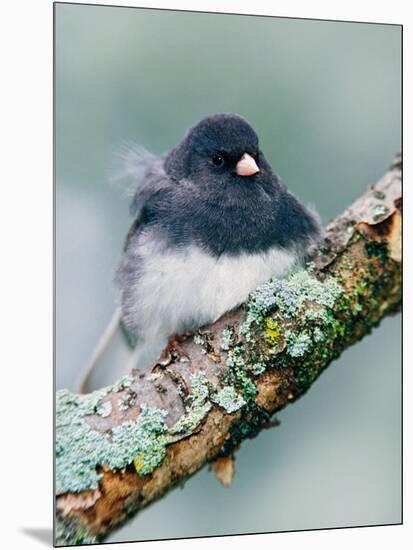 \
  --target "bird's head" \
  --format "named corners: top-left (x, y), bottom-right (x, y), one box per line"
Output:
top-left (164, 113), bottom-right (272, 187)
